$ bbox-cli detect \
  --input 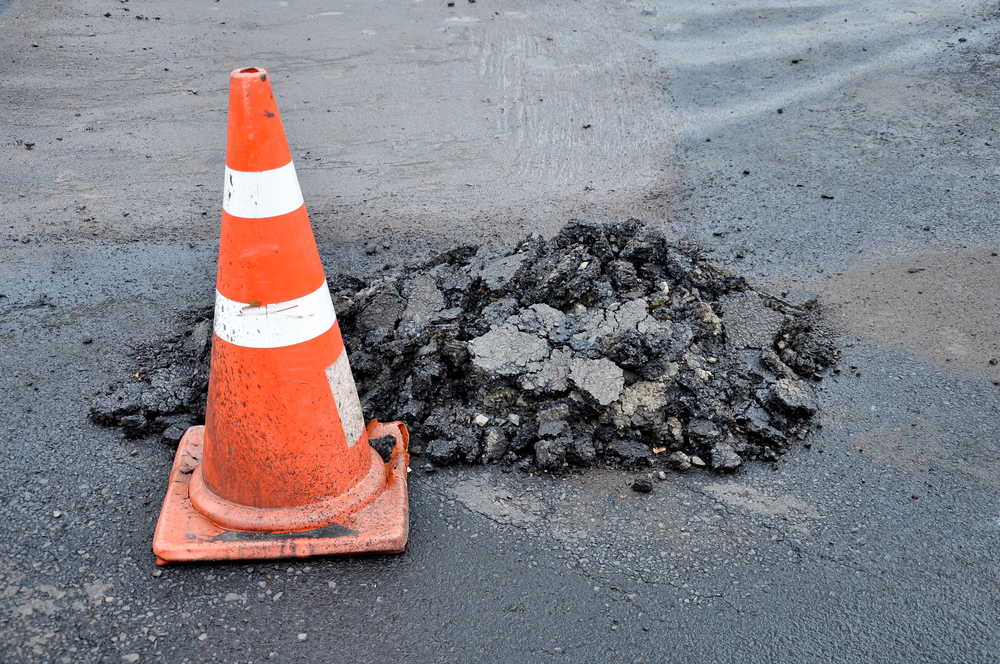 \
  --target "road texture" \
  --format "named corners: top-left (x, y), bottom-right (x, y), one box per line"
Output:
top-left (2, 0), bottom-right (1000, 662)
